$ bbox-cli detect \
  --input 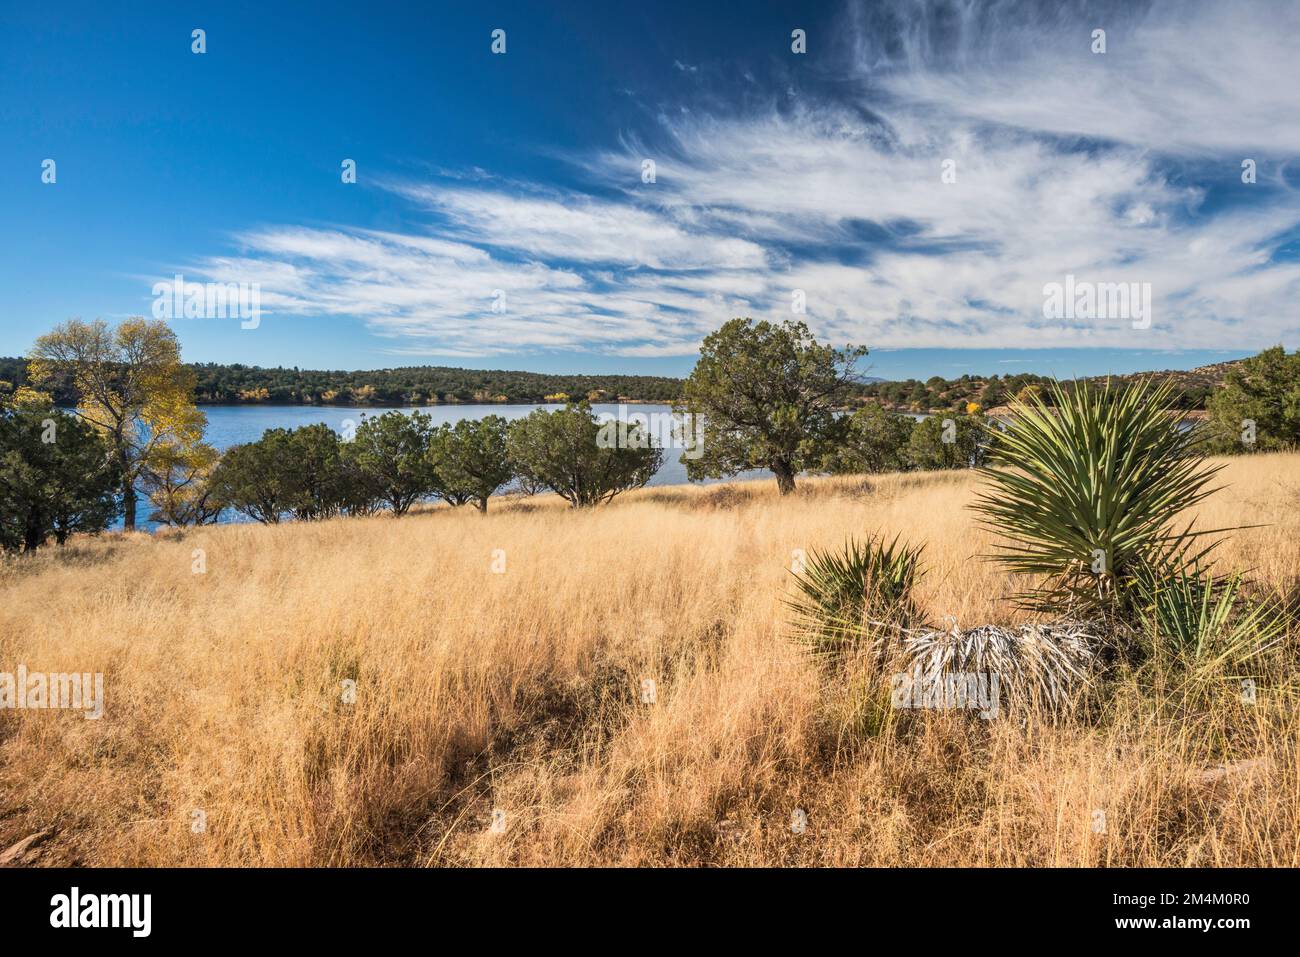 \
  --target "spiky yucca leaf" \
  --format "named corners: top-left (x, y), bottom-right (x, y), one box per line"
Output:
top-left (1135, 564), bottom-right (1286, 679)
top-left (972, 377), bottom-right (1229, 615)
top-left (786, 534), bottom-right (924, 657)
